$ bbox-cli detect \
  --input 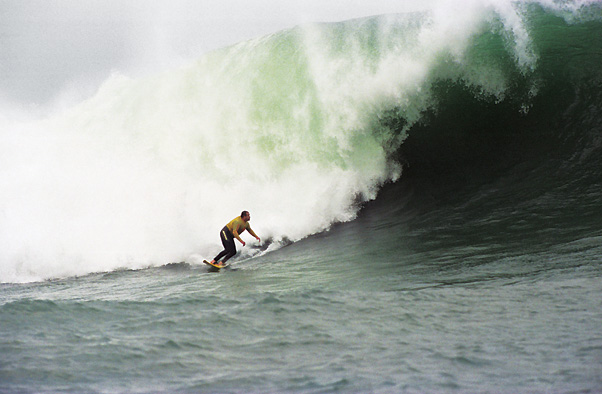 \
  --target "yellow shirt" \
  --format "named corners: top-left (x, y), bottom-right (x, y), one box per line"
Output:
top-left (226, 216), bottom-right (258, 243)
